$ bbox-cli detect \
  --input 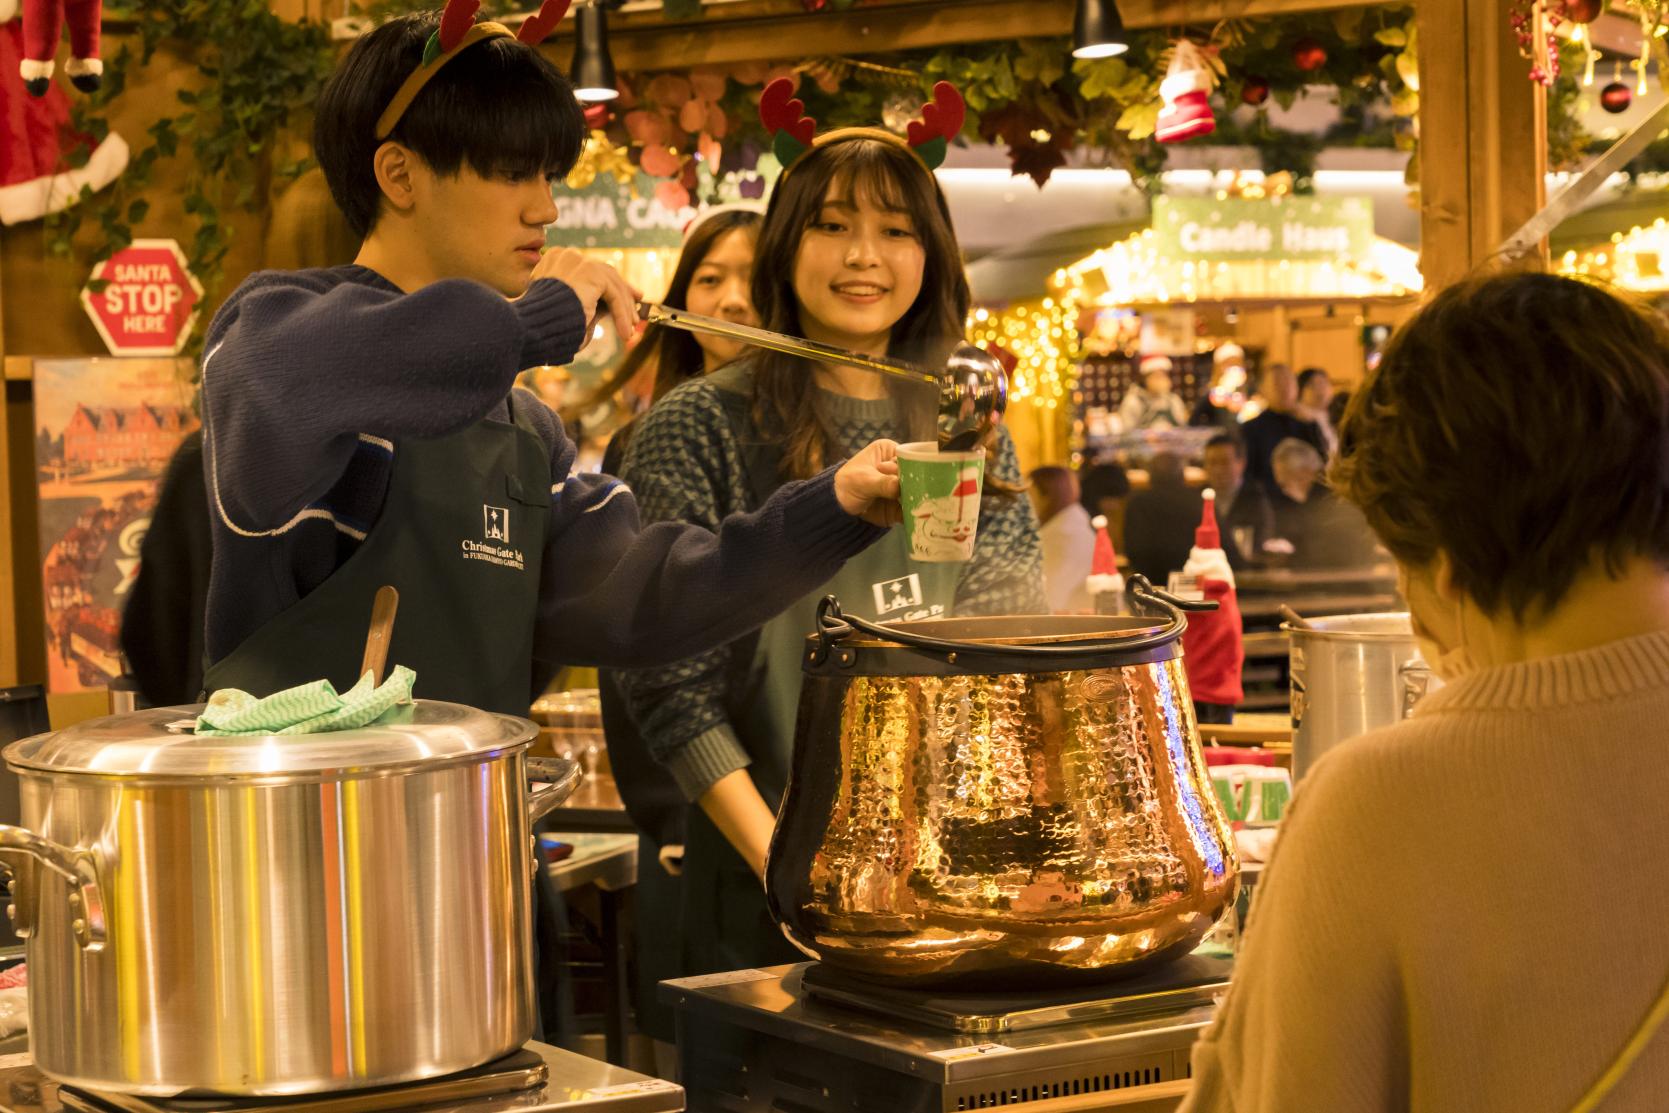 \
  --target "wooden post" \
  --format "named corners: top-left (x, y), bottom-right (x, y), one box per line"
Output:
top-left (1416, 0), bottom-right (1549, 289)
